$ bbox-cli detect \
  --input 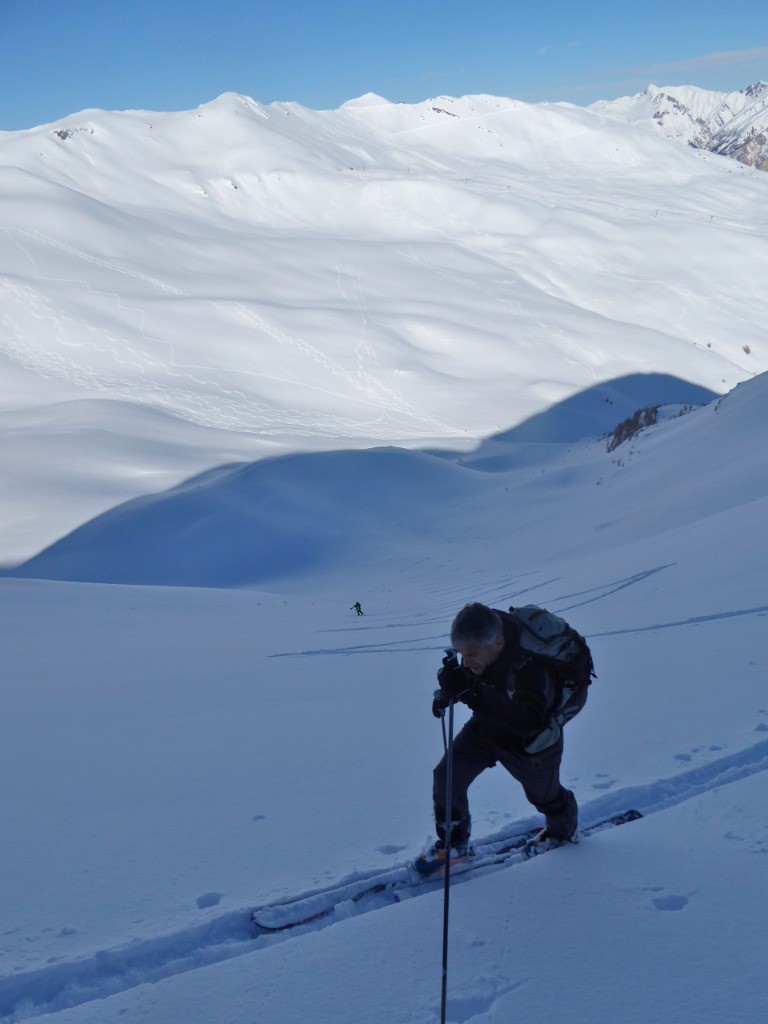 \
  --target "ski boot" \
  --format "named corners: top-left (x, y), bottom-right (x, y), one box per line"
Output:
top-left (524, 827), bottom-right (579, 858)
top-left (412, 837), bottom-right (474, 877)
